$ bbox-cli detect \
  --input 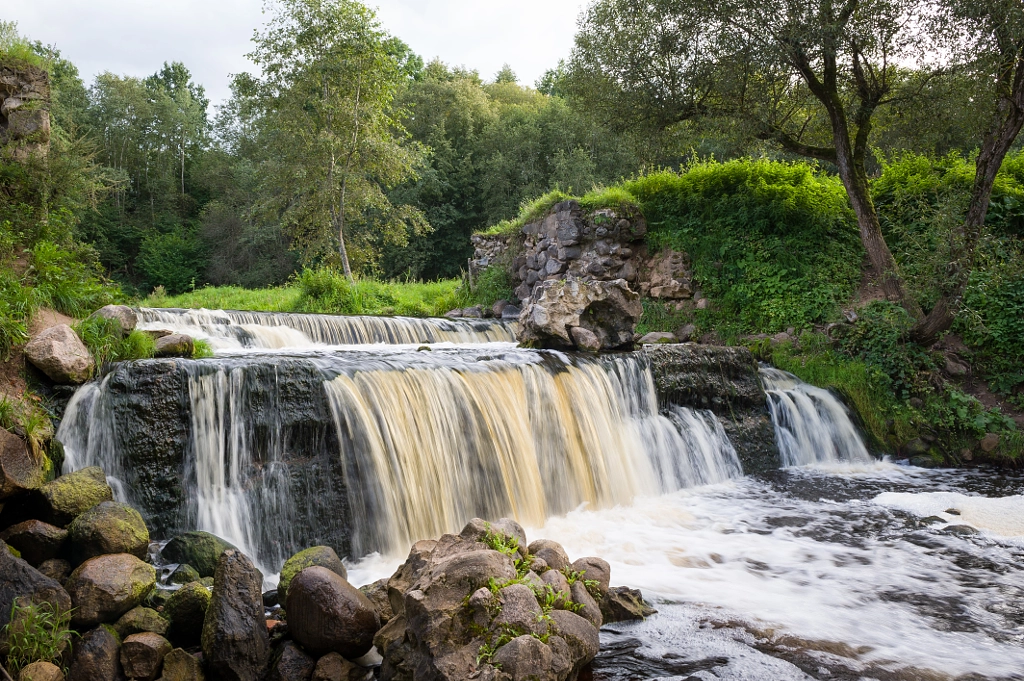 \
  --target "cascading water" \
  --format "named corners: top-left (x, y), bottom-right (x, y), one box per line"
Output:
top-left (760, 366), bottom-right (872, 466)
top-left (136, 307), bottom-right (515, 349)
